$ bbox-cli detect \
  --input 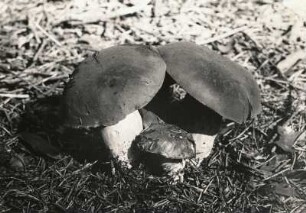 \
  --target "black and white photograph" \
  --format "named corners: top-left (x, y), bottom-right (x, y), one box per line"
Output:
top-left (0, 0), bottom-right (305, 212)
